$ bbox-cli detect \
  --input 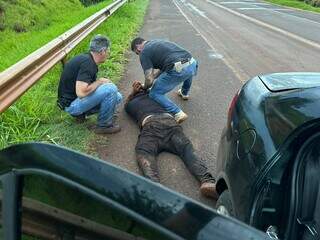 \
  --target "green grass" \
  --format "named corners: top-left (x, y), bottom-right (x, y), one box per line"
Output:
top-left (0, 0), bottom-right (114, 71)
top-left (264, 0), bottom-right (320, 12)
top-left (0, 0), bottom-right (149, 151)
